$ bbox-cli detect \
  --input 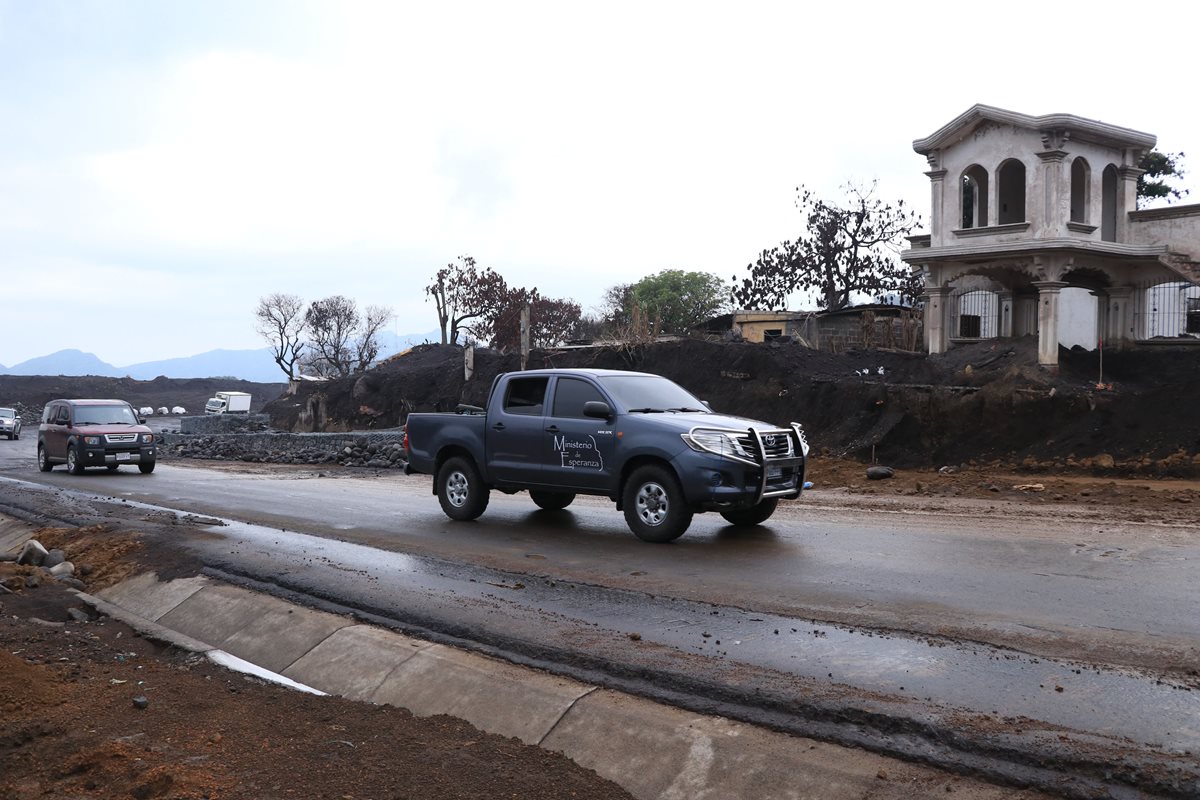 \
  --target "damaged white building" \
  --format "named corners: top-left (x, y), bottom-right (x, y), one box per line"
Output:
top-left (903, 104), bottom-right (1200, 366)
